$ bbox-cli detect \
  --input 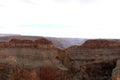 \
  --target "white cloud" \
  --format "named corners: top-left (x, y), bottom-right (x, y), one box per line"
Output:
top-left (0, 0), bottom-right (120, 38)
